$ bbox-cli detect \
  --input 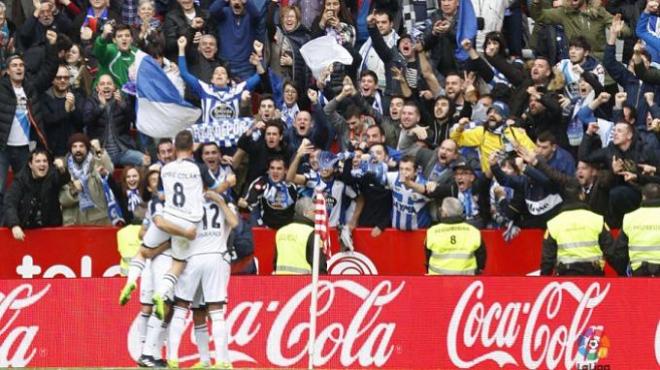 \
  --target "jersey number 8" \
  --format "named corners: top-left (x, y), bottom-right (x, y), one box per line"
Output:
top-left (173, 182), bottom-right (186, 207)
